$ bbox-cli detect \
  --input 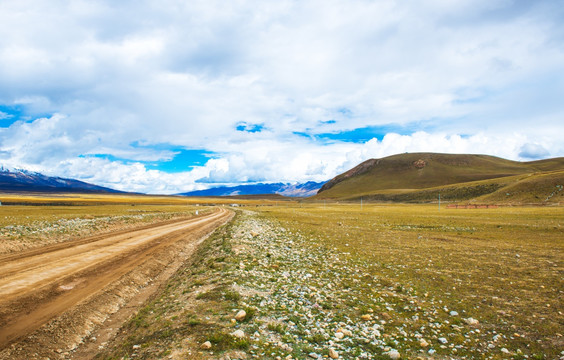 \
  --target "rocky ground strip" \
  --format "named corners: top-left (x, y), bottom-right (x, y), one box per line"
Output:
top-left (96, 210), bottom-right (560, 359)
